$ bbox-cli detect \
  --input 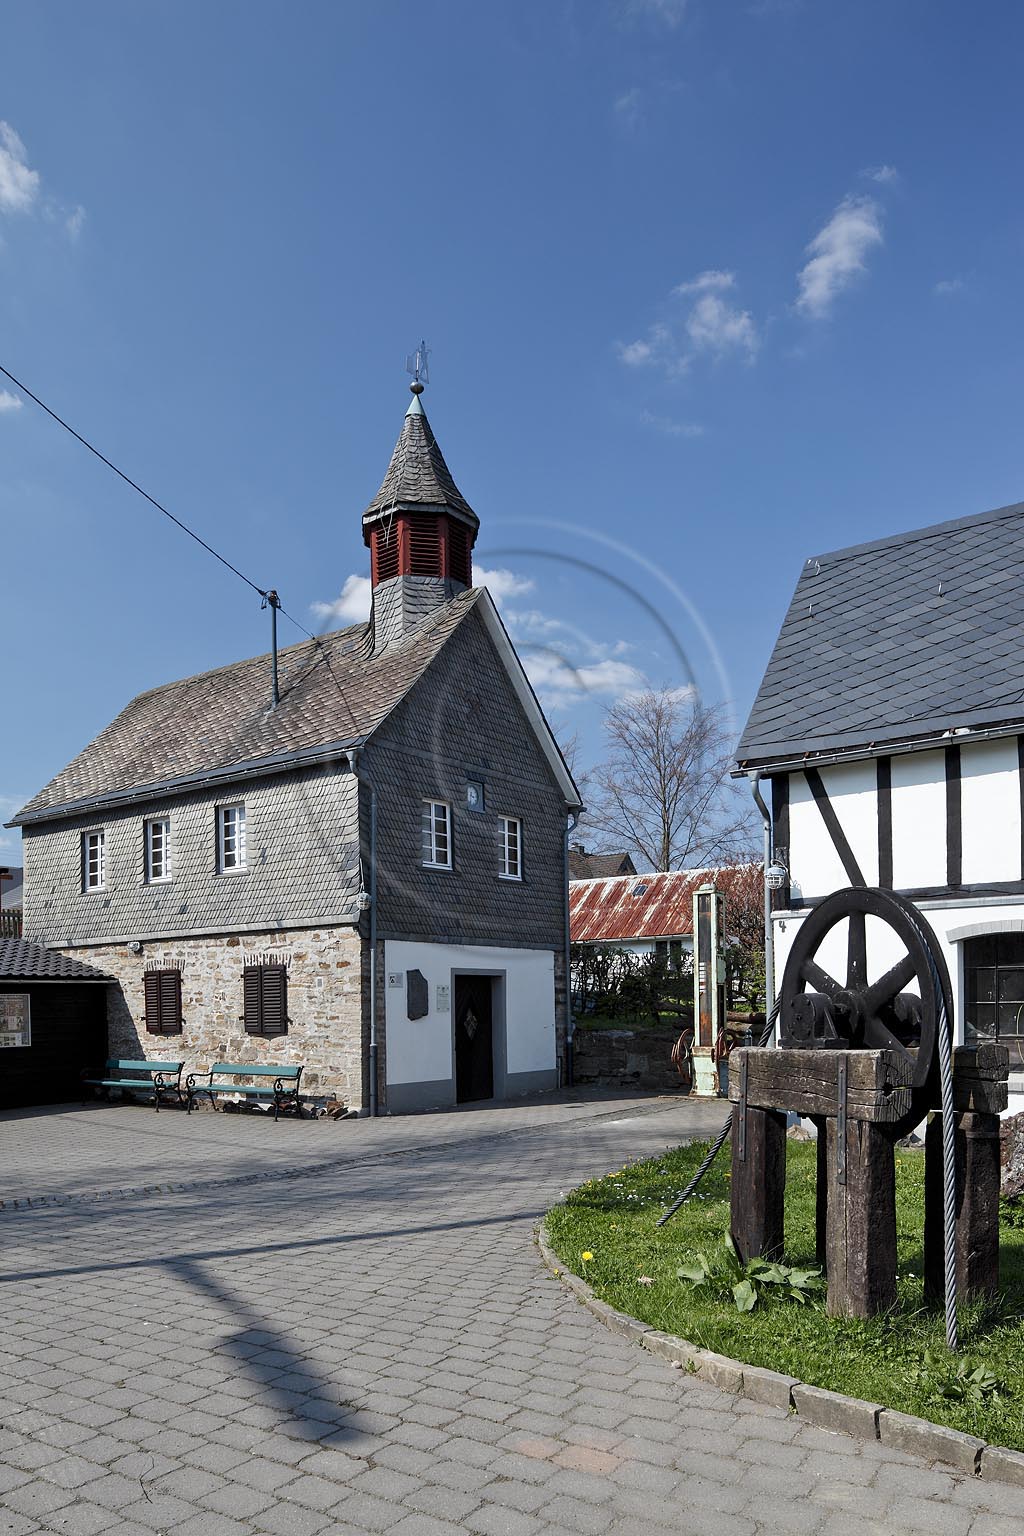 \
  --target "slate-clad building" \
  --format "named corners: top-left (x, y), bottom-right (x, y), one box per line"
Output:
top-left (9, 382), bottom-right (582, 1112)
top-left (737, 499), bottom-right (1024, 1108)
top-left (0, 937), bottom-right (110, 1110)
